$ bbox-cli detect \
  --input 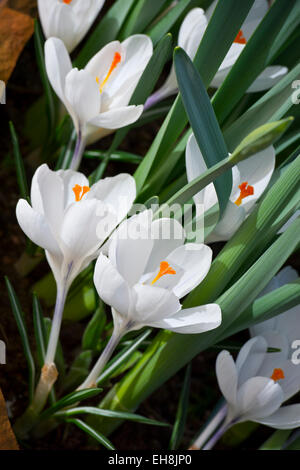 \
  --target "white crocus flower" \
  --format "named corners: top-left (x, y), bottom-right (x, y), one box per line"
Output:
top-left (38, 0), bottom-right (105, 53)
top-left (145, 0), bottom-right (287, 109)
top-left (215, 335), bottom-right (300, 437)
top-left (78, 210), bottom-right (221, 389)
top-left (185, 133), bottom-right (275, 242)
top-left (16, 164), bottom-right (136, 377)
top-left (145, 8), bottom-right (207, 109)
top-left (250, 266), bottom-right (300, 355)
top-left (45, 36), bottom-right (153, 168)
